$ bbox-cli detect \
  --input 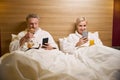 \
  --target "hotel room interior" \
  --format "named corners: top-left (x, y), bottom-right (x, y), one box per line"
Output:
top-left (0, 0), bottom-right (120, 56)
top-left (0, 0), bottom-right (120, 80)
